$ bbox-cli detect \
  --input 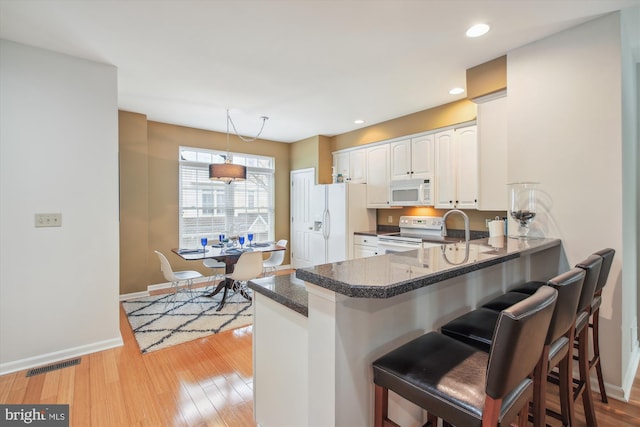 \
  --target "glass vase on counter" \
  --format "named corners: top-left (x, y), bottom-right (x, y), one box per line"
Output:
top-left (508, 182), bottom-right (539, 239)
